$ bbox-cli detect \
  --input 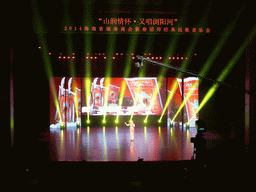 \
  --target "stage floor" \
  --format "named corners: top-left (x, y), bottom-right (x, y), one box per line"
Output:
top-left (49, 125), bottom-right (197, 161)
